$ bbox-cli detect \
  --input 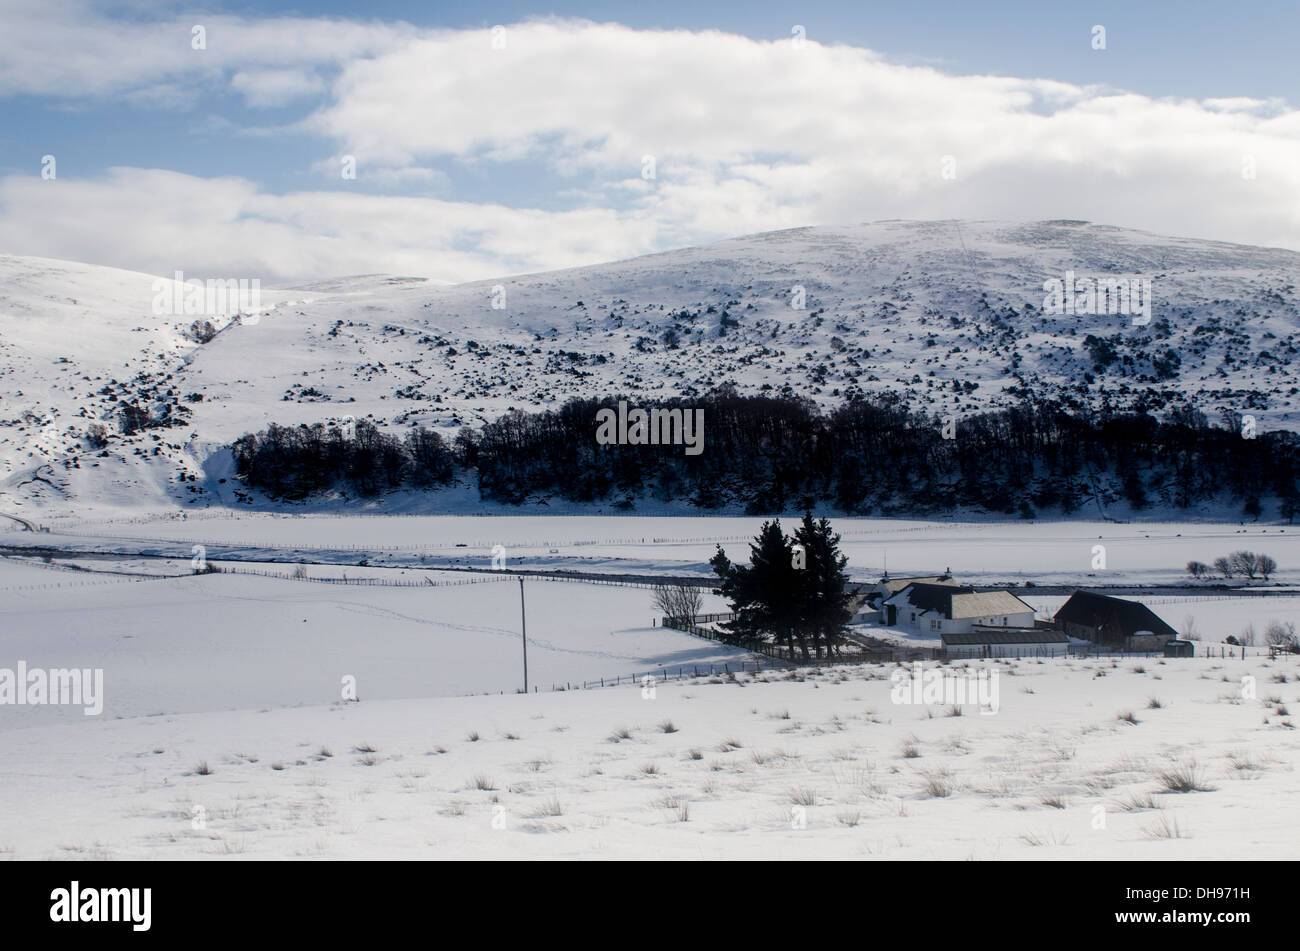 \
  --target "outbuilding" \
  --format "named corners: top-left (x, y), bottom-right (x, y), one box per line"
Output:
top-left (1053, 591), bottom-right (1178, 651)
top-left (942, 628), bottom-right (1070, 658)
